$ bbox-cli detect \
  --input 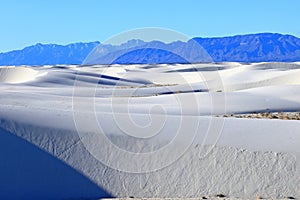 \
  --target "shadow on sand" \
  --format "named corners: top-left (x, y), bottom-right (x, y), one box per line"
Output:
top-left (0, 127), bottom-right (112, 200)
